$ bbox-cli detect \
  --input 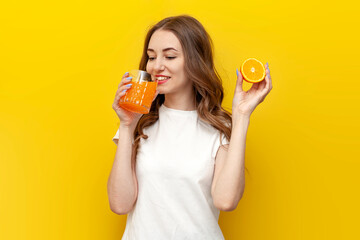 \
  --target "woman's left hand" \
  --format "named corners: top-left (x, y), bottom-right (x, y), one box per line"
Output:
top-left (232, 62), bottom-right (273, 118)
